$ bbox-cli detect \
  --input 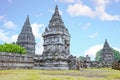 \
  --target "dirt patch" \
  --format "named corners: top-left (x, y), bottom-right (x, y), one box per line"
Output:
top-left (0, 73), bottom-right (10, 76)
top-left (41, 73), bottom-right (106, 78)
